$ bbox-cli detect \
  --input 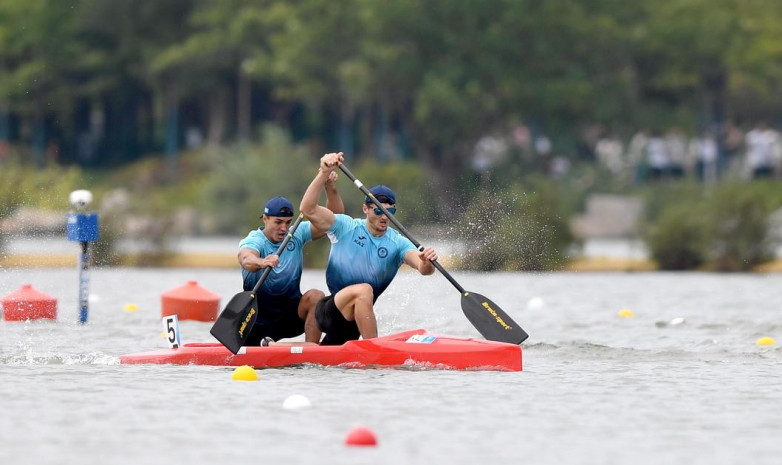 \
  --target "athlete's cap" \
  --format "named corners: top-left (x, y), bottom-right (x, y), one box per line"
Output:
top-left (263, 196), bottom-right (294, 217)
top-left (365, 185), bottom-right (396, 205)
